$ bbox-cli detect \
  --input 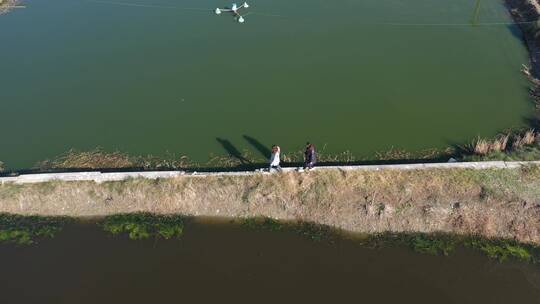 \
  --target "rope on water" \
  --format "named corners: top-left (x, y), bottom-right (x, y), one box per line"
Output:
top-left (85, 0), bottom-right (208, 11)
top-left (83, 0), bottom-right (538, 27)
top-left (368, 20), bottom-right (538, 27)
